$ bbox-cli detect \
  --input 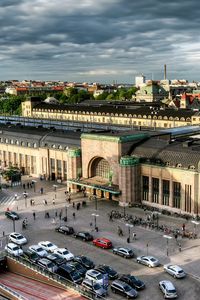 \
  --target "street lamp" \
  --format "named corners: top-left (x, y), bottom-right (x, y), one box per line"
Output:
top-left (91, 213), bottom-right (99, 231)
top-left (13, 219), bottom-right (16, 232)
top-left (163, 235), bottom-right (173, 256)
top-left (191, 220), bottom-right (199, 237)
top-left (53, 184), bottom-right (58, 199)
top-left (32, 180), bottom-right (37, 193)
top-left (93, 196), bottom-right (97, 211)
top-left (126, 223), bottom-right (133, 243)
top-left (119, 202), bottom-right (129, 218)
top-left (65, 204), bottom-right (70, 221)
